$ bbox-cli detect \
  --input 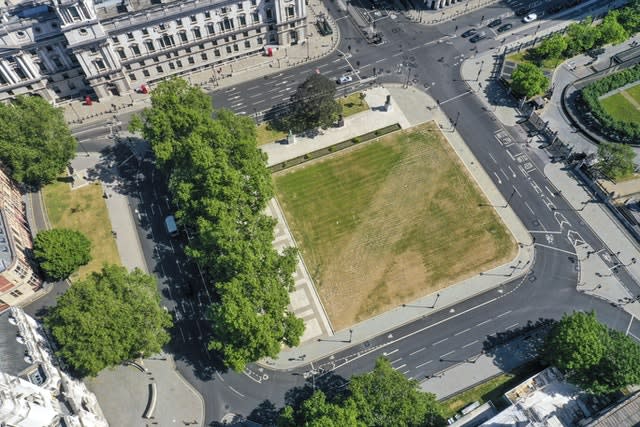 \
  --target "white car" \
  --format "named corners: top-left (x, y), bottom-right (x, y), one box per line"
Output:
top-left (523, 13), bottom-right (538, 23)
top-left (337, 75), bottom-right (353, 84)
